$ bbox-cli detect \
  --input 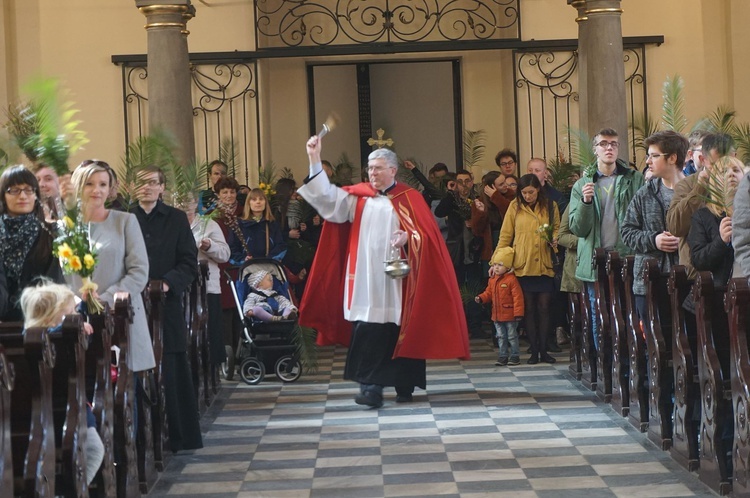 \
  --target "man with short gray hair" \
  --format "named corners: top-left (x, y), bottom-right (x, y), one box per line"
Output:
top-left (298, 136), bottom-right (470, 408)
